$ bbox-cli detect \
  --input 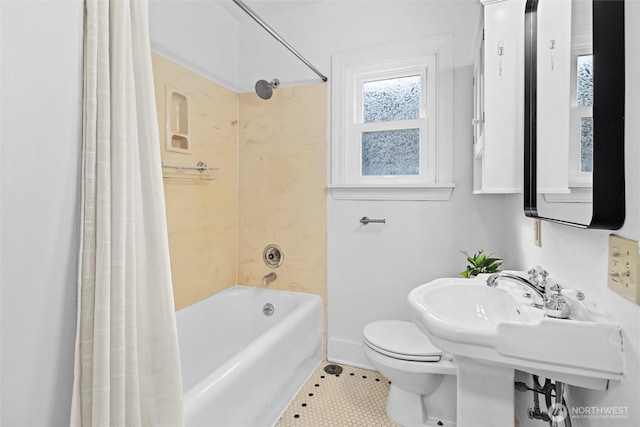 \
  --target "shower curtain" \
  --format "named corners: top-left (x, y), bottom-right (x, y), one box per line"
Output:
top-left (70, 0), bottom-right (184, 425)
